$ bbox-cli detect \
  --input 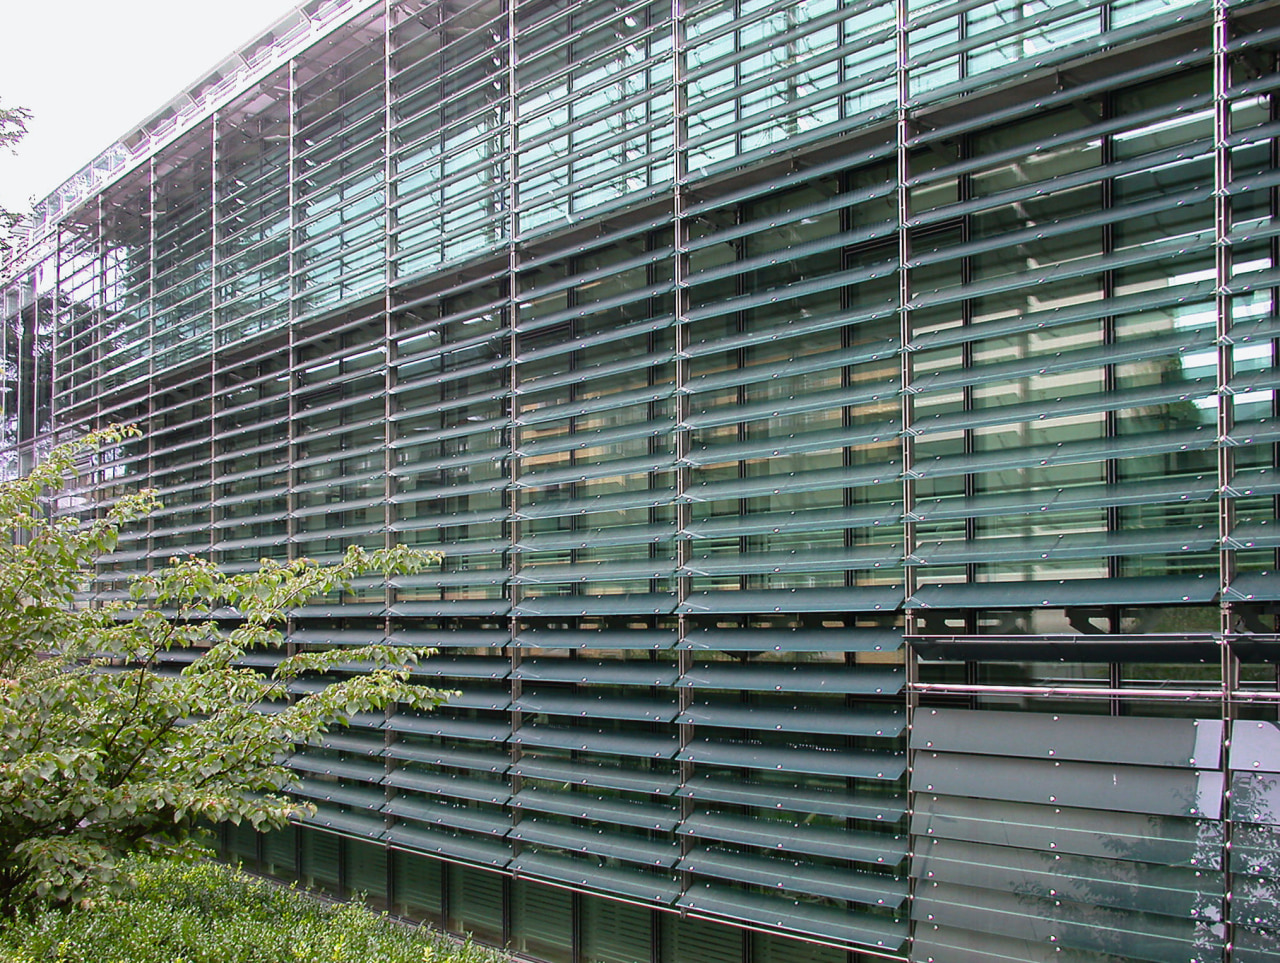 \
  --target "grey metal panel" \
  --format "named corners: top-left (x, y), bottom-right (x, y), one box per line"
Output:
top-left (912, 708), bottom-right (1223, 769)
top-left (914, 751), bottom-right (1224, 819)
